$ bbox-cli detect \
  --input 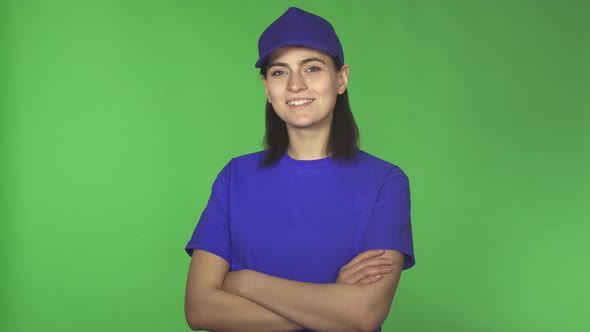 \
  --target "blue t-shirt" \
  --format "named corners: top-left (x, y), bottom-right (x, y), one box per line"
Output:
top-left (185, 150), bottom-right (415, 330)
